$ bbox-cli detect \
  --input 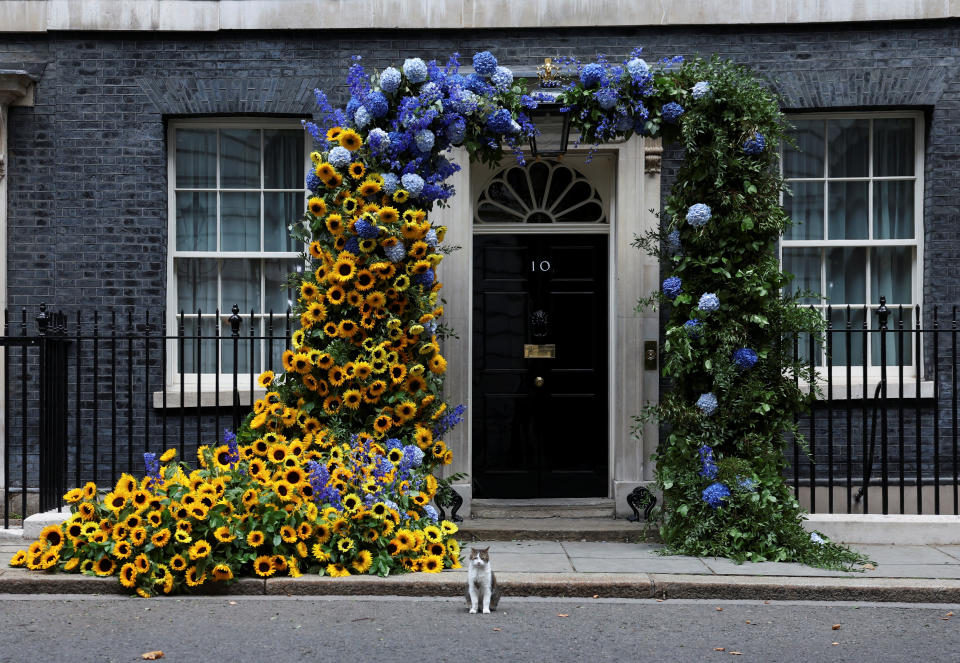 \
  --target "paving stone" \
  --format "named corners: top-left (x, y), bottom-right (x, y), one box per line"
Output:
top-left (562, 542), bottom-right (663, 558)
top-left (933, 545), bottom-right (960, 561)
top-left (485, 552), bottom-right (573, 573)
top-left (463, 540), bottom-right (566, 554)
top-left (571, 556), bottom-right (711, 574)
top-left (700, 558), bottom-right (863, 578)
top-left (851, 544), bottom-right (960, 565)
top-left (860, 564), bottom-right (960, 579)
